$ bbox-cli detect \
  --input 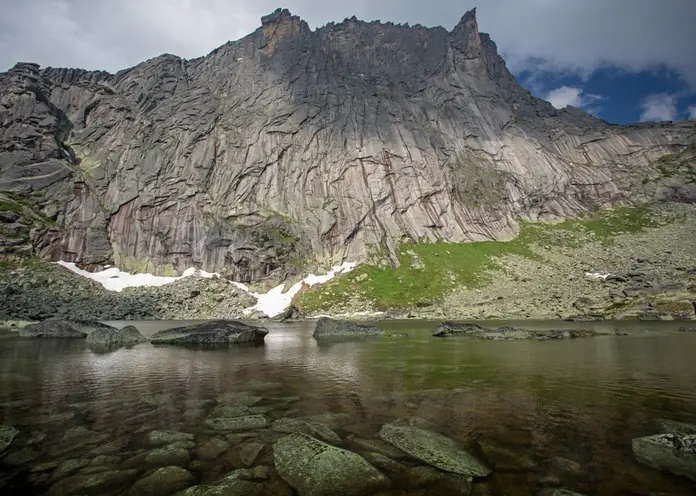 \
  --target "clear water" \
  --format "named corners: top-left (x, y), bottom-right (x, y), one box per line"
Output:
top-left (1, 320), bottom-right (695, 495)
